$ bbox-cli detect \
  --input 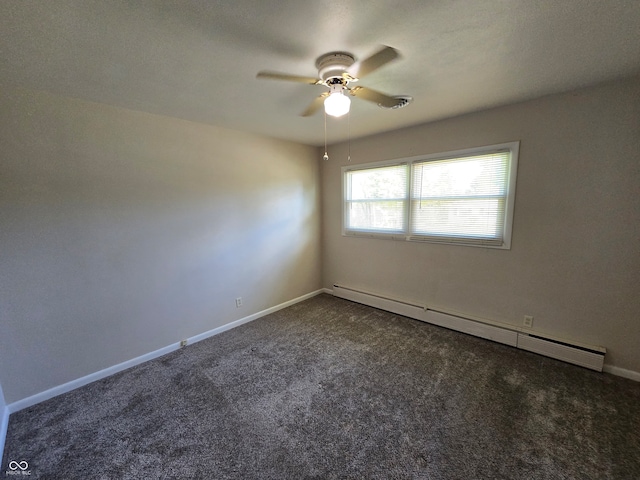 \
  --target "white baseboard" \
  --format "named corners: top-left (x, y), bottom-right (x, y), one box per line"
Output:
top-left (322, 287), bottom-right (334, 295)
top-left (517, 333), bottom-right (604, 372)
top-left (7, 289), bottom-right (324, 414)
top-left (188, 289), bottom-right (324, 344)
top-left (7, 343), bottom-right (180, 414)
top-left (426, 310), bottom-right (518, 347)
top-left (603, 364), bottom-right (640, 382)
